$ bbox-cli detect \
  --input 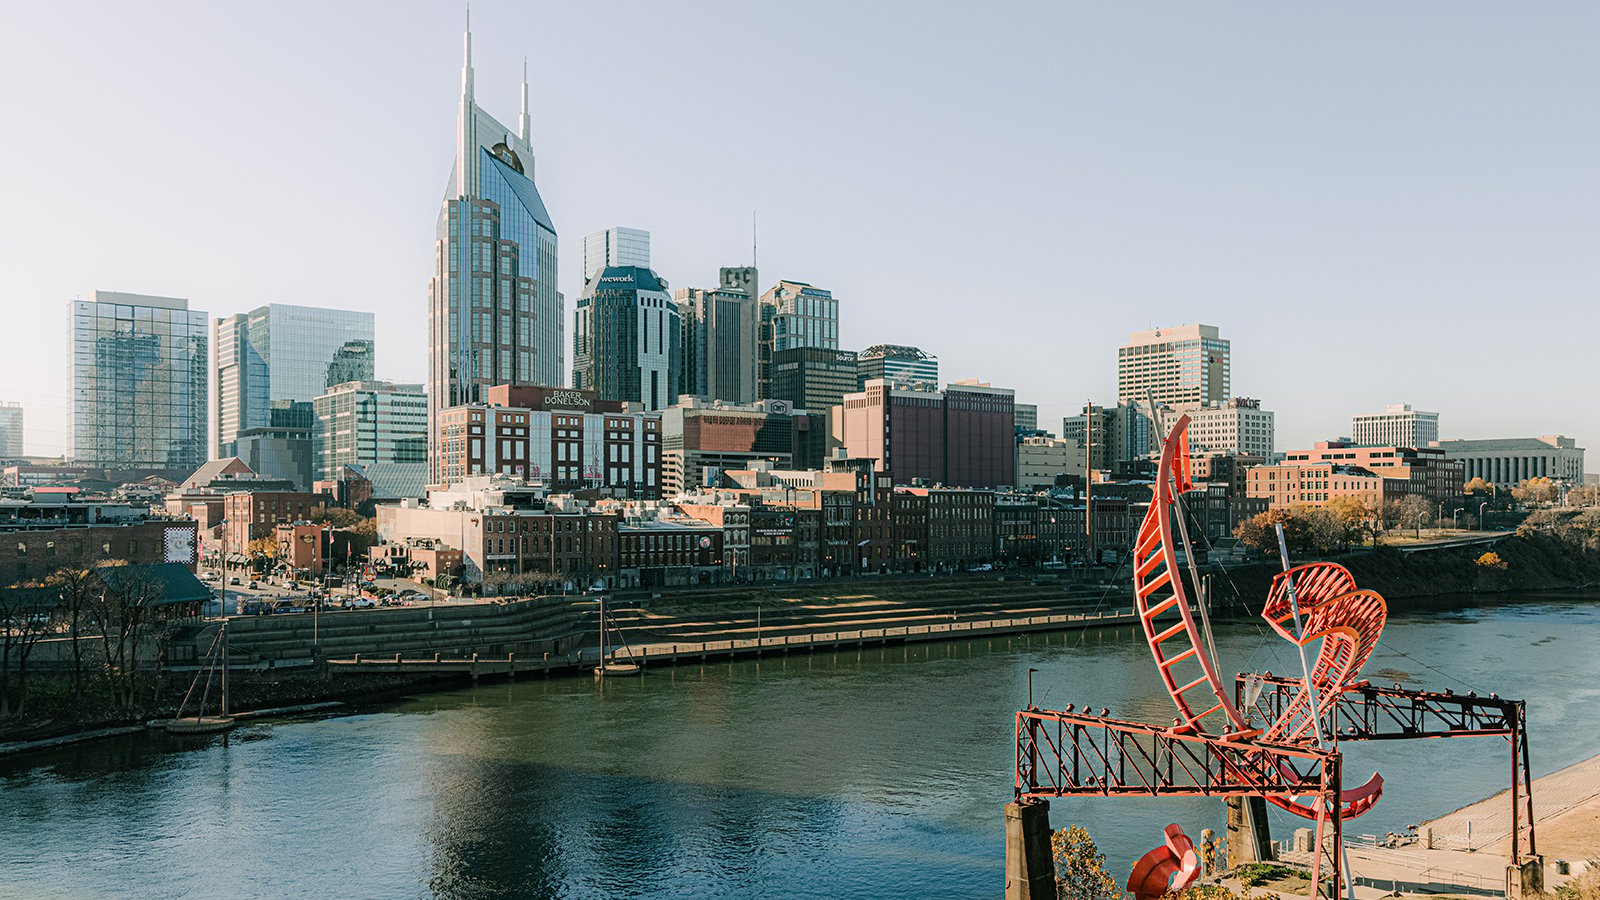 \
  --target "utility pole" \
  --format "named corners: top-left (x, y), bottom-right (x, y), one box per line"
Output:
top-left (1084, 401), bottom-right (1094, 569)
